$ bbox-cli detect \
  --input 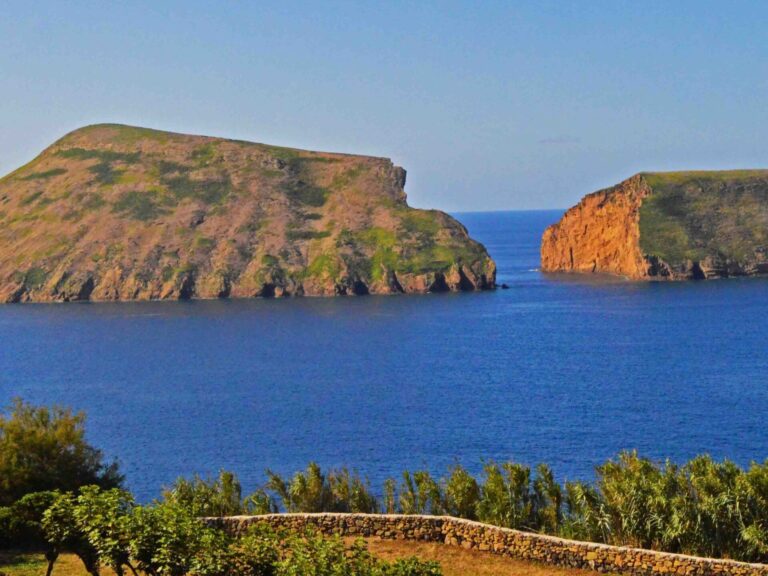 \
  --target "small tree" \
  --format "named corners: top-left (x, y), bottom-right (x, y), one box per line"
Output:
top-left (42, 492), bottom-right (101, 576)
top-left (443, 465), bottom-right (480, 520)
top-left (128, 500), bottom-right (209, 576)
top-left (0, 491), bottom-right (59, 575)
top-left (0, 399), bottom-right (122, 505)
top-left (74, 486), bottom-right (137, 576)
